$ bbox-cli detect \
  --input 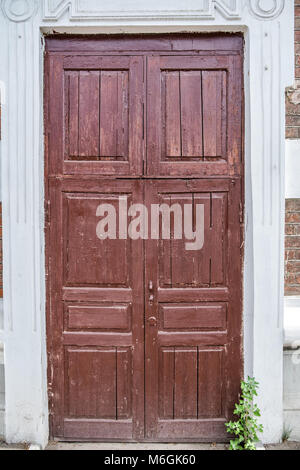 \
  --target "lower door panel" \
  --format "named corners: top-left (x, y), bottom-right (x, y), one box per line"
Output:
top-left (47, 178), bottom-right (242, 441)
